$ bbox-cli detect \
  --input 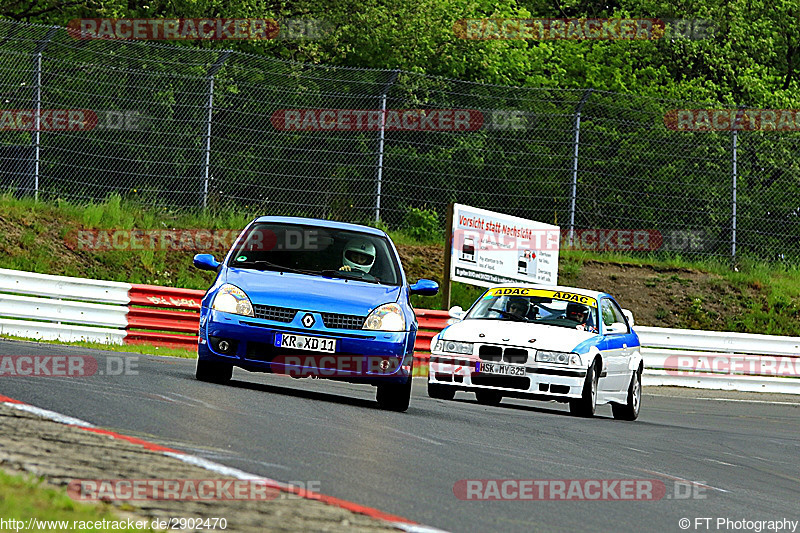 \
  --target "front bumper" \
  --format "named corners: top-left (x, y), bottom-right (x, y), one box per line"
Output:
top-left (198, 309), bottom-right (414, 383)
top-left (428, 353), bottom-right (587, 400)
